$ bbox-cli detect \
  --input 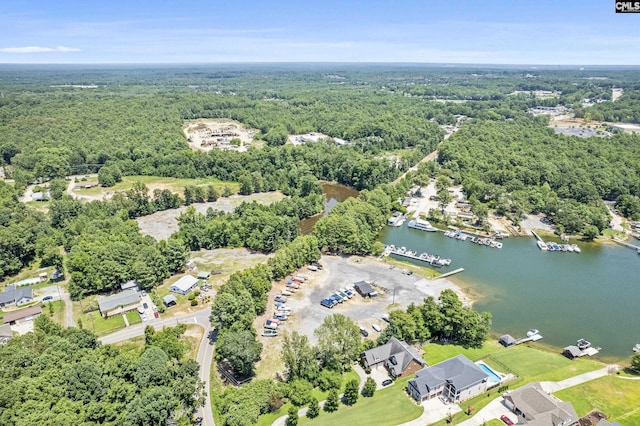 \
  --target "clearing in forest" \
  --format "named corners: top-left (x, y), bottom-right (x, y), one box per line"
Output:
top-left (183, 119), bottom-right (259, 152)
